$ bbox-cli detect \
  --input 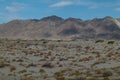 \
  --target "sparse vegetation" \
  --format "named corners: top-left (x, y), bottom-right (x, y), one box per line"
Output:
top-left (0, 39), bottom-right (119, 80)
